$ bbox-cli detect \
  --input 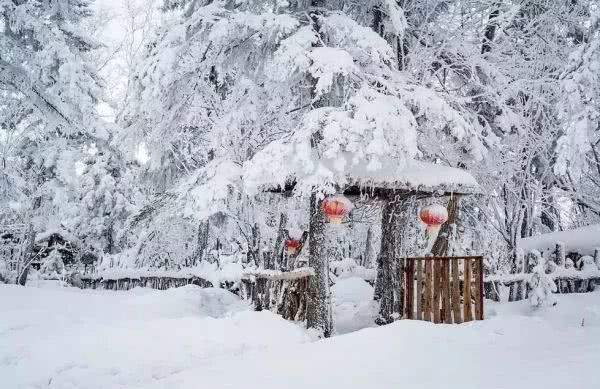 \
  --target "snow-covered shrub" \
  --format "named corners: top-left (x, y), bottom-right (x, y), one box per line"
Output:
top-left (39, 249), bottom-right (65, 280)
top-left (565, 258), bottom-right (575, 269)
top-left (528, 256), bottom-right (557, 309)
top-left (580, 256), bottom-right (596, 272)
top-left (331, 258), bottom-right (358, 278)
top-left (330, 258), bottom-right (376, 281)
